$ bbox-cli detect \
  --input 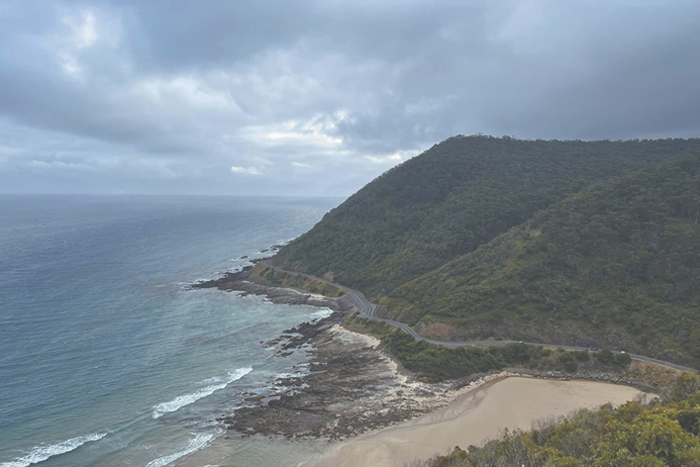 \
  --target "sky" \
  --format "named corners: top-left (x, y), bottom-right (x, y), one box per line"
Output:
top-left (1, 1), bottom-right (699, 196)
